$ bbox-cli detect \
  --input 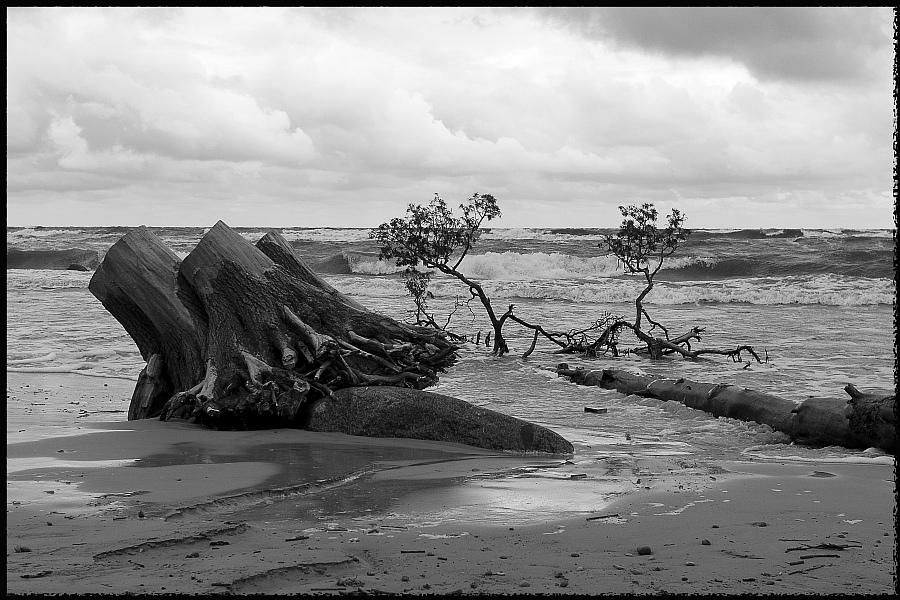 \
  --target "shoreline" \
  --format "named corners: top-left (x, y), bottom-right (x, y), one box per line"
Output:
top-left (7, 372), bottom-right (897, 595)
